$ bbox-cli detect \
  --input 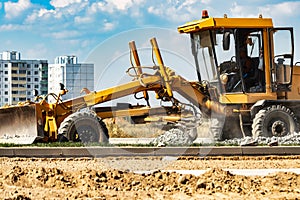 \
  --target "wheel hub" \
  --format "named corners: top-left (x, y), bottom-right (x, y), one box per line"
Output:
top-left (271, 120), bottom-right (287, 137)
